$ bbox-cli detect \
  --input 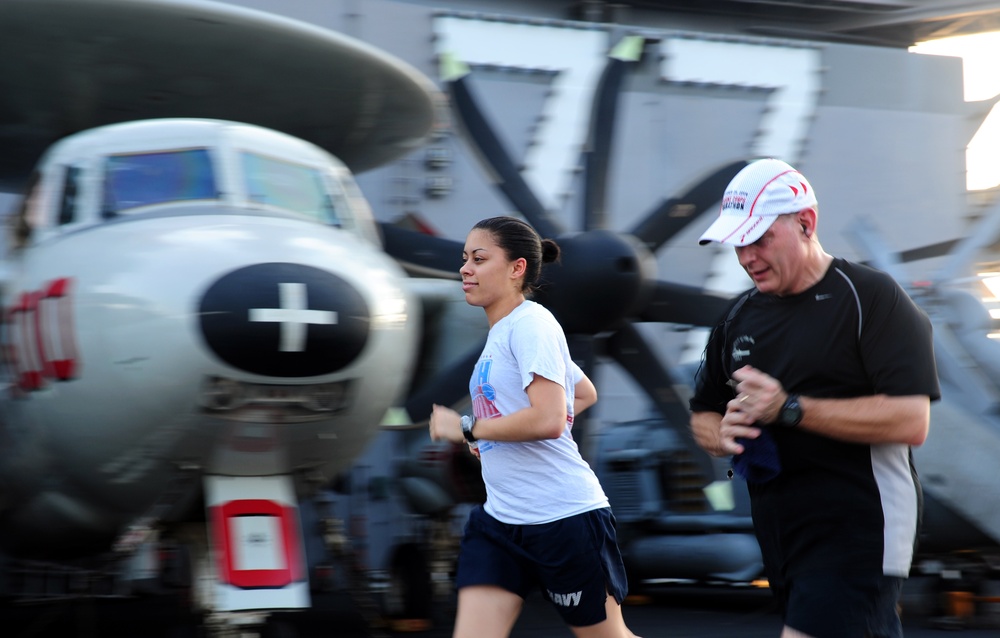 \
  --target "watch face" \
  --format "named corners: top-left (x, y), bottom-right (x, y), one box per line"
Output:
top-left (781, 398), bottom-right (802, 426)
top-left (461, 415), bottom-right (476, 442)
